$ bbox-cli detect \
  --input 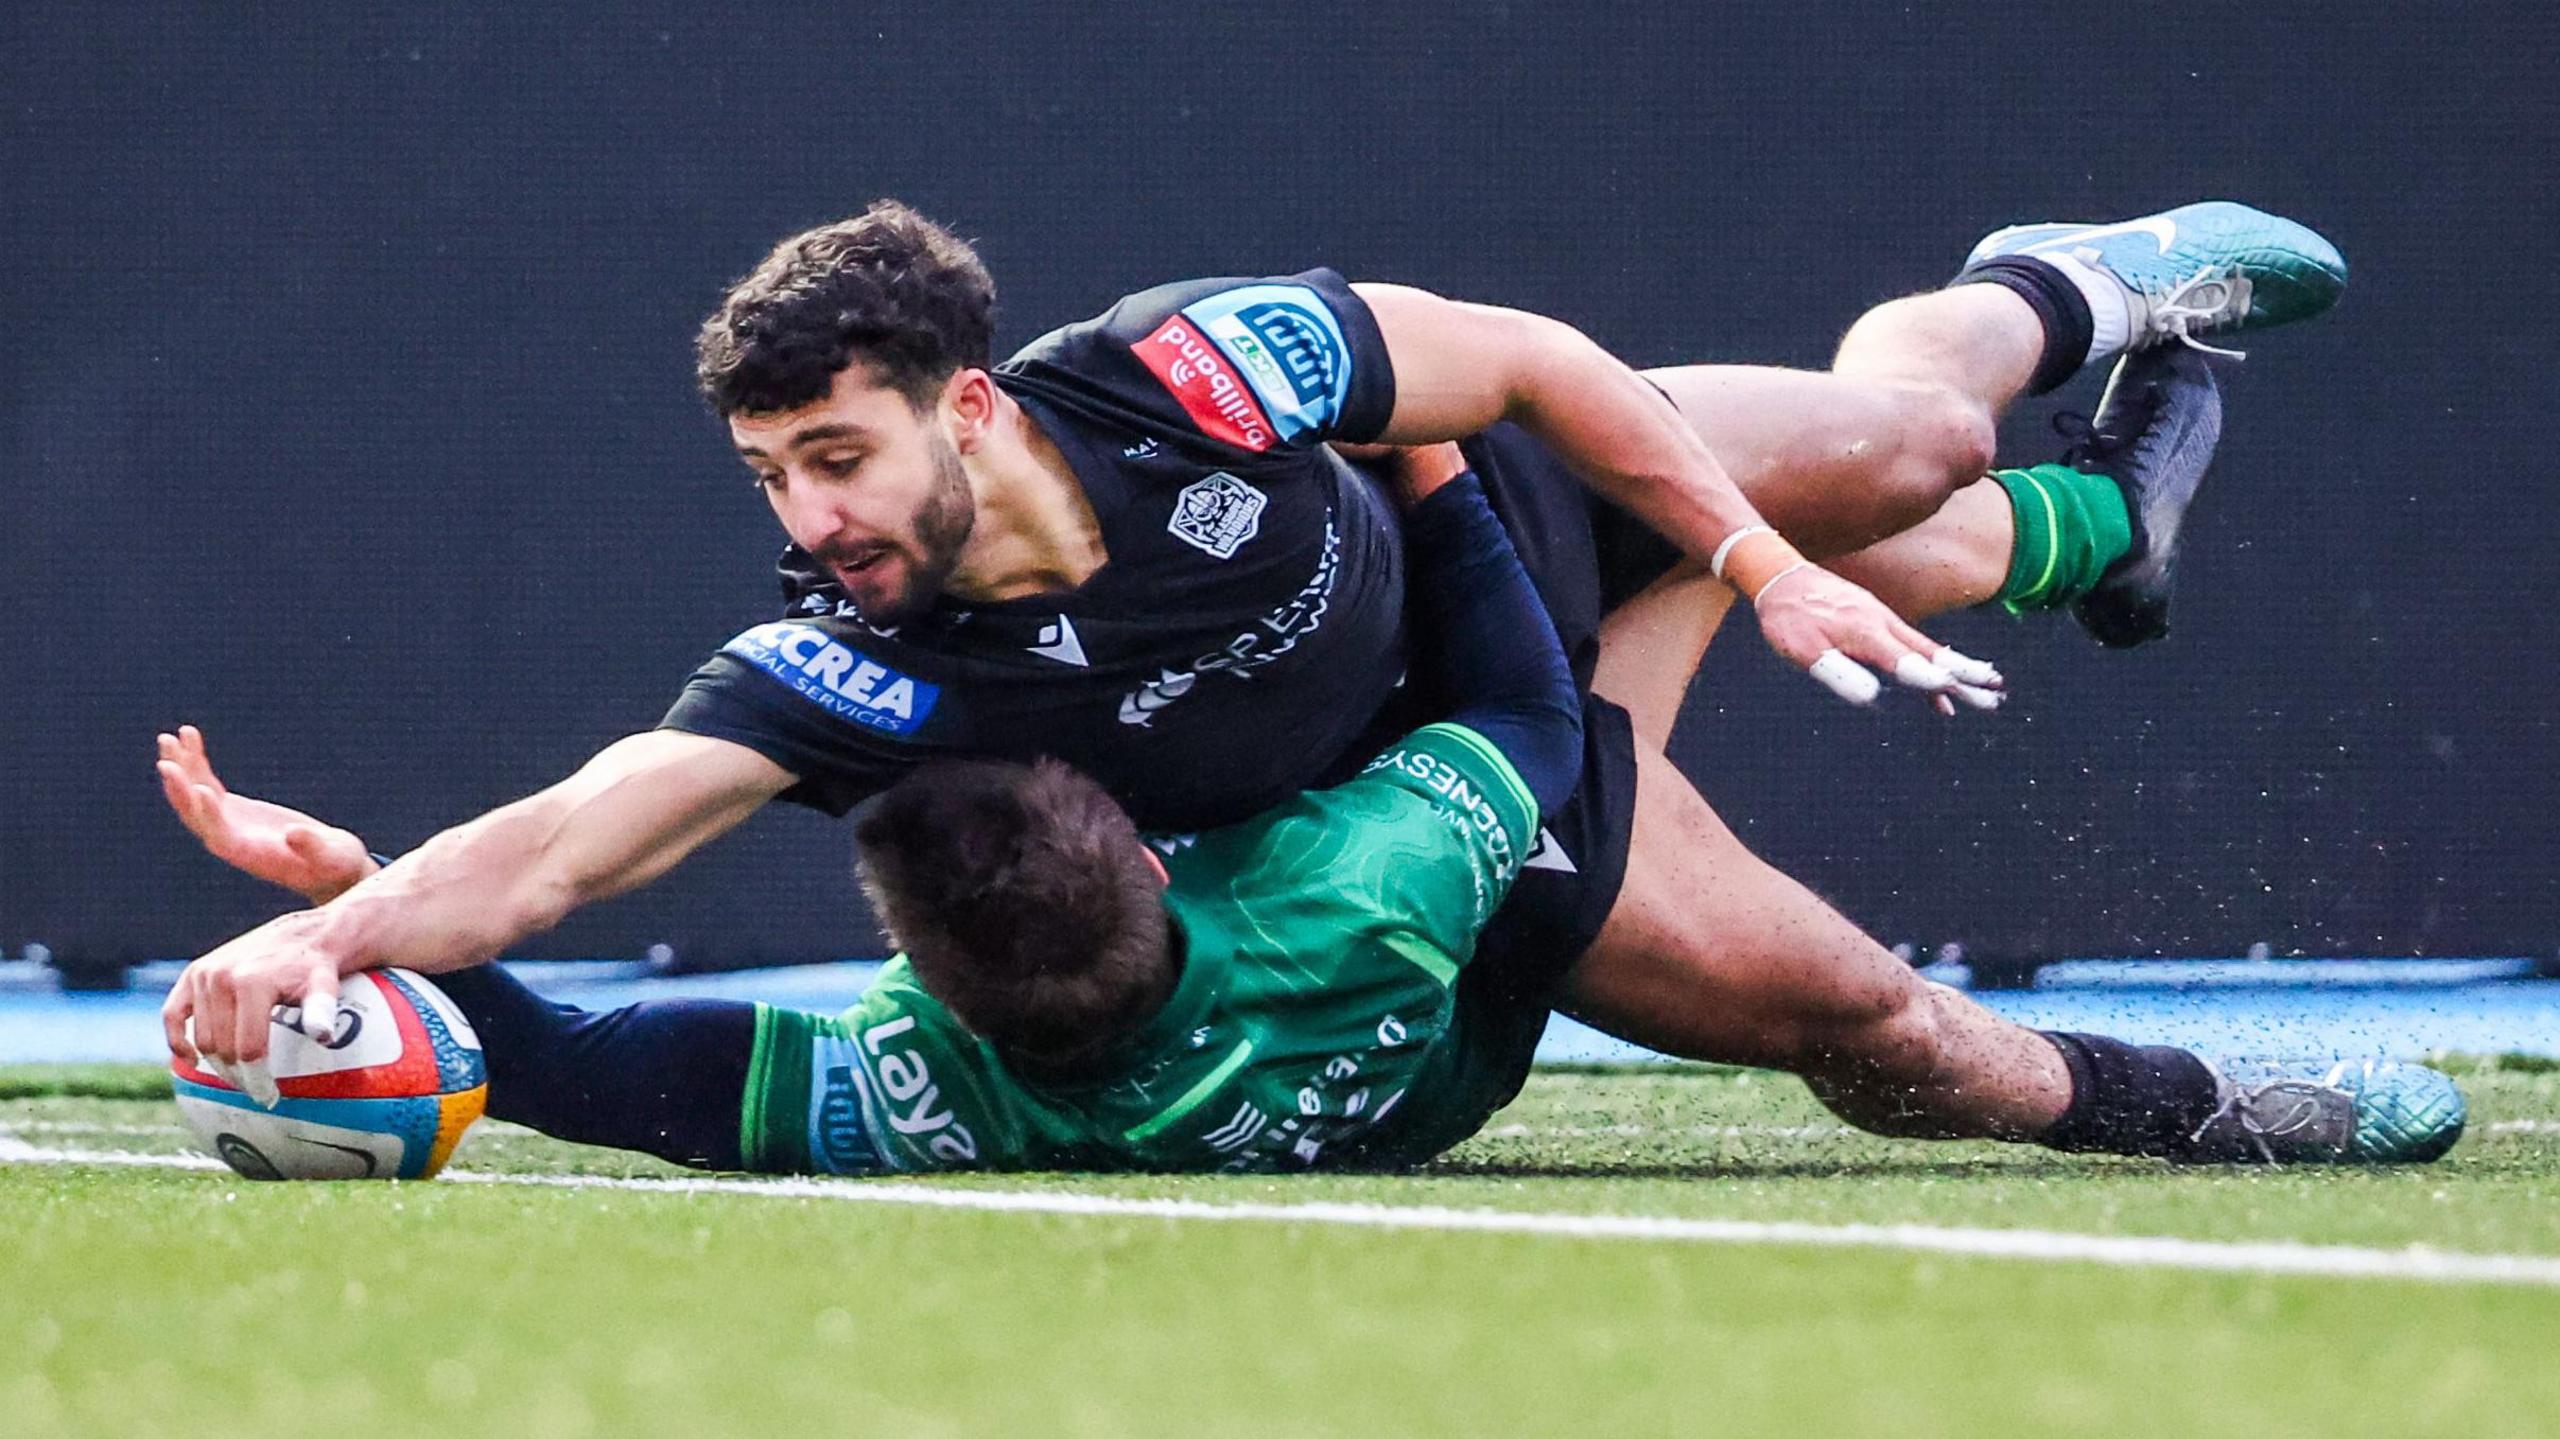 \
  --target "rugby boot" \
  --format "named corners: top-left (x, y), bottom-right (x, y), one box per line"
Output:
top-left (2177, 1058), bottom-right (2467, 1165)
top-left (2056, 344), bottom-right (2224, 648)
top-left (1964, 201), bottom-right (2347, 353)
